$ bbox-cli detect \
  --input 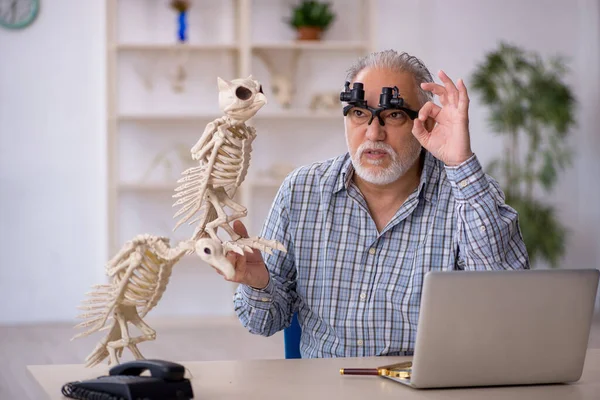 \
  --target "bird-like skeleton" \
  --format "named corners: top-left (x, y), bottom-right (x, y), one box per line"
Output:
top-left (72, 76), bottom-right (286, 367)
